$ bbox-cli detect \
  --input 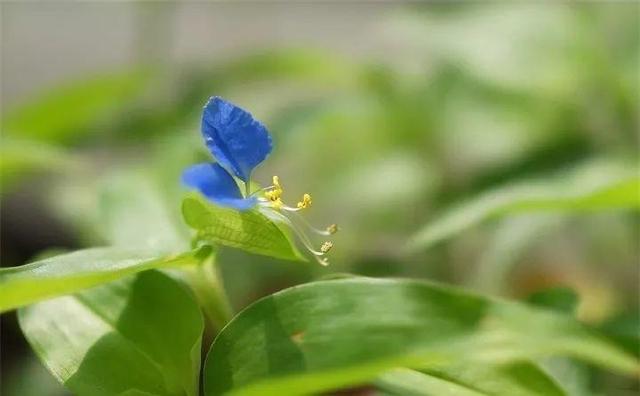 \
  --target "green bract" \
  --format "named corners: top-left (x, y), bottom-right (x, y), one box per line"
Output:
top-left (182, 194), bottom-right (305, 261)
